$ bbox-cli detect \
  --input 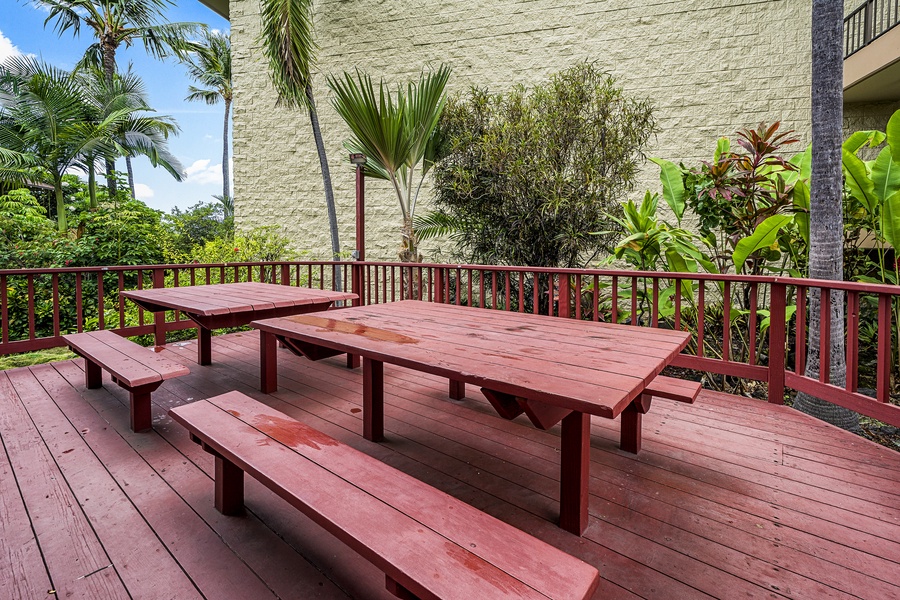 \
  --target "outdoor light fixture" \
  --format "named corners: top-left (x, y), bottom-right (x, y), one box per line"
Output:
top-left (349, 153), bottom-right (367, 166)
